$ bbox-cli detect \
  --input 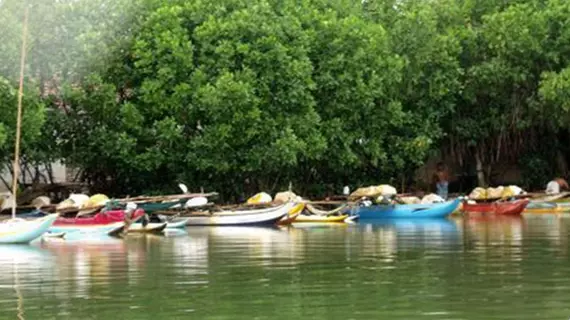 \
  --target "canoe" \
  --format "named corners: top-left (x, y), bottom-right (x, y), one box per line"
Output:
top-left (530, 192), bottom-right (570, 203)
top-left (133, 216), bottom-right (190, 229)
top-left (305, 203), bottom-right (348, 216)
top-left (137, 200), bottom-right (182, 213)
top-left (277, 203), bottom-right (305, 225)
top-left (52, 209), bottom-right (144, 225)
top-left (293, 214), bottom-right (349, 223)
top-left (462, 199), bottom-right (529, 215)
top-left (353, 198), bottom-right (461, 220)
top-left (43, 232), bottom-right (66, 239)
top-left (523, 201), bottom-right (570, 214)
top-left (48, 209), bottom-right (144, 235)
top-left (184, 202), bottom-right (302, 226)
top-left (165, 217), bottom-right (190, 228)
top-left (50, 221), bottom-right (126, 236)
top-left (126, 222), bottom-right (167, 233)
top-left (0, 214), bottom-right (58, 244)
